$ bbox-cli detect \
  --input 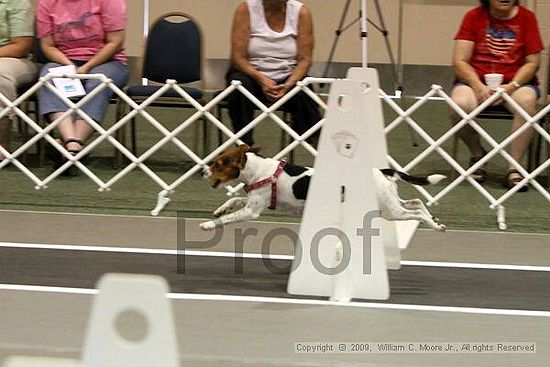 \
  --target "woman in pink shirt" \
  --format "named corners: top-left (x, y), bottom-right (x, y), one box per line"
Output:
top-left (36, 0), bottom-right (129, 171)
